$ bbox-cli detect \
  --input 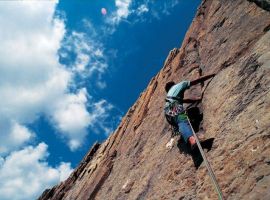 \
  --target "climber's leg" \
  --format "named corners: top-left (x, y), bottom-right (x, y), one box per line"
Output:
top-left (178, 118), bottom-right (194, 144)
